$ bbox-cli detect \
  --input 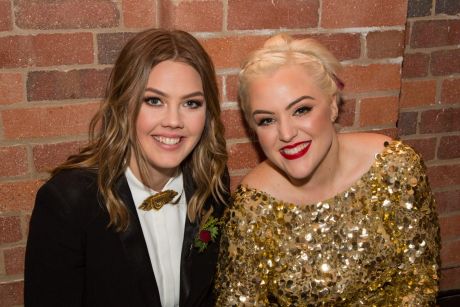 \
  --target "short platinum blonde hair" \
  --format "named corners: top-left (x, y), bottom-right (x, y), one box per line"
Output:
top-left (238, 34), bottom-right (343, 124)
